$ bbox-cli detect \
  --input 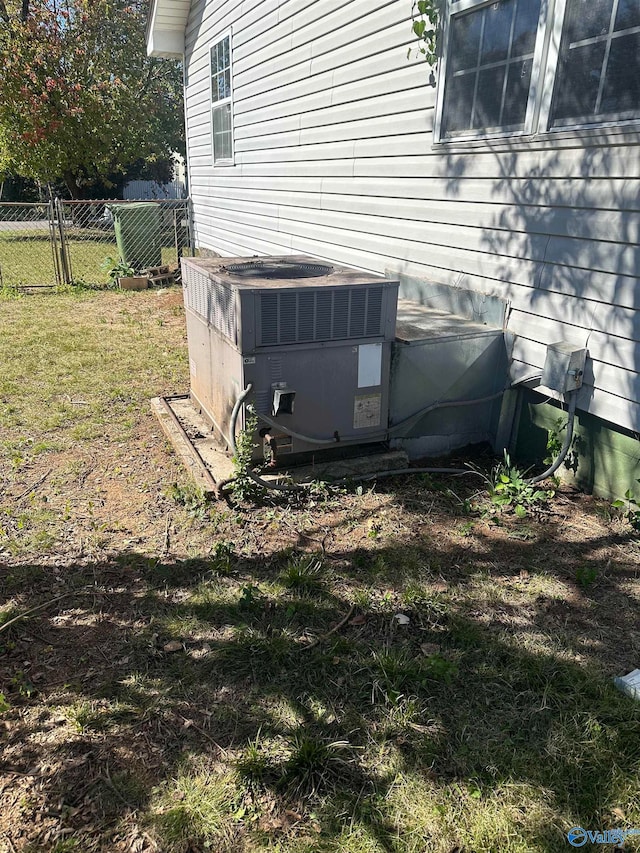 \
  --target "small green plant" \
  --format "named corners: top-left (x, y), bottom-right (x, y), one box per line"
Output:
top-left (280, 734), bottom-right (351, 796)
top-left (10, 670), bottom-right (36, 699)
top-left (0, 692), bottom-right (11, 713)
top-left (486, 451), bottom-right (554, 517)
top-left (210, 540), bottom-right (236, 574)
top-left (544, 417), bottom-right (566, 465)
top-left (612, 484), bottom-right (640, 531)
top-left (456, 520), bottom-right (475, 537)
top-left (166, 481), bottom-right (208, 519)
top-left (67, 700), bottom-right (103, 732)
top-left (101, 256), bottom-right (135, 287)
top-left (239, 584), bottom-right (261, 610)
top-left (576, 565), bottom-right (599, 588)
top-left (51, 840), bottom-right (79, 853)
top-left (235, 733), bottom-right (274, 791)
top-left (281, 552), bottom-right (325, 592)
top-left (229, 413), bottom-right (260, 502)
